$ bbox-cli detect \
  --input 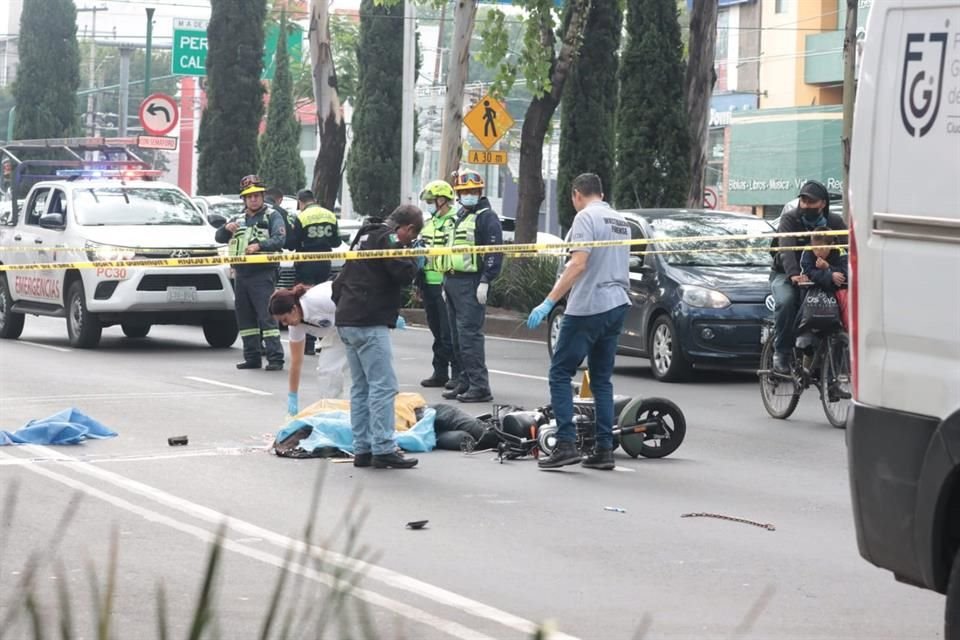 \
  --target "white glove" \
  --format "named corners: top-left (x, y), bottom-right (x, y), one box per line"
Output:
top-left (476, 282), bottom-right (489, 305)
top-left (441, 287), bottom-right (447, 303)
